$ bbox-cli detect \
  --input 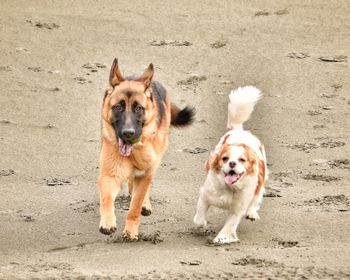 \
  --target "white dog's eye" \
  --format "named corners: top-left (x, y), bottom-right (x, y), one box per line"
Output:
top-left (222, 156), bottom-right (229, 163)
top-left (239, 157), bottom-right (246, 163)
